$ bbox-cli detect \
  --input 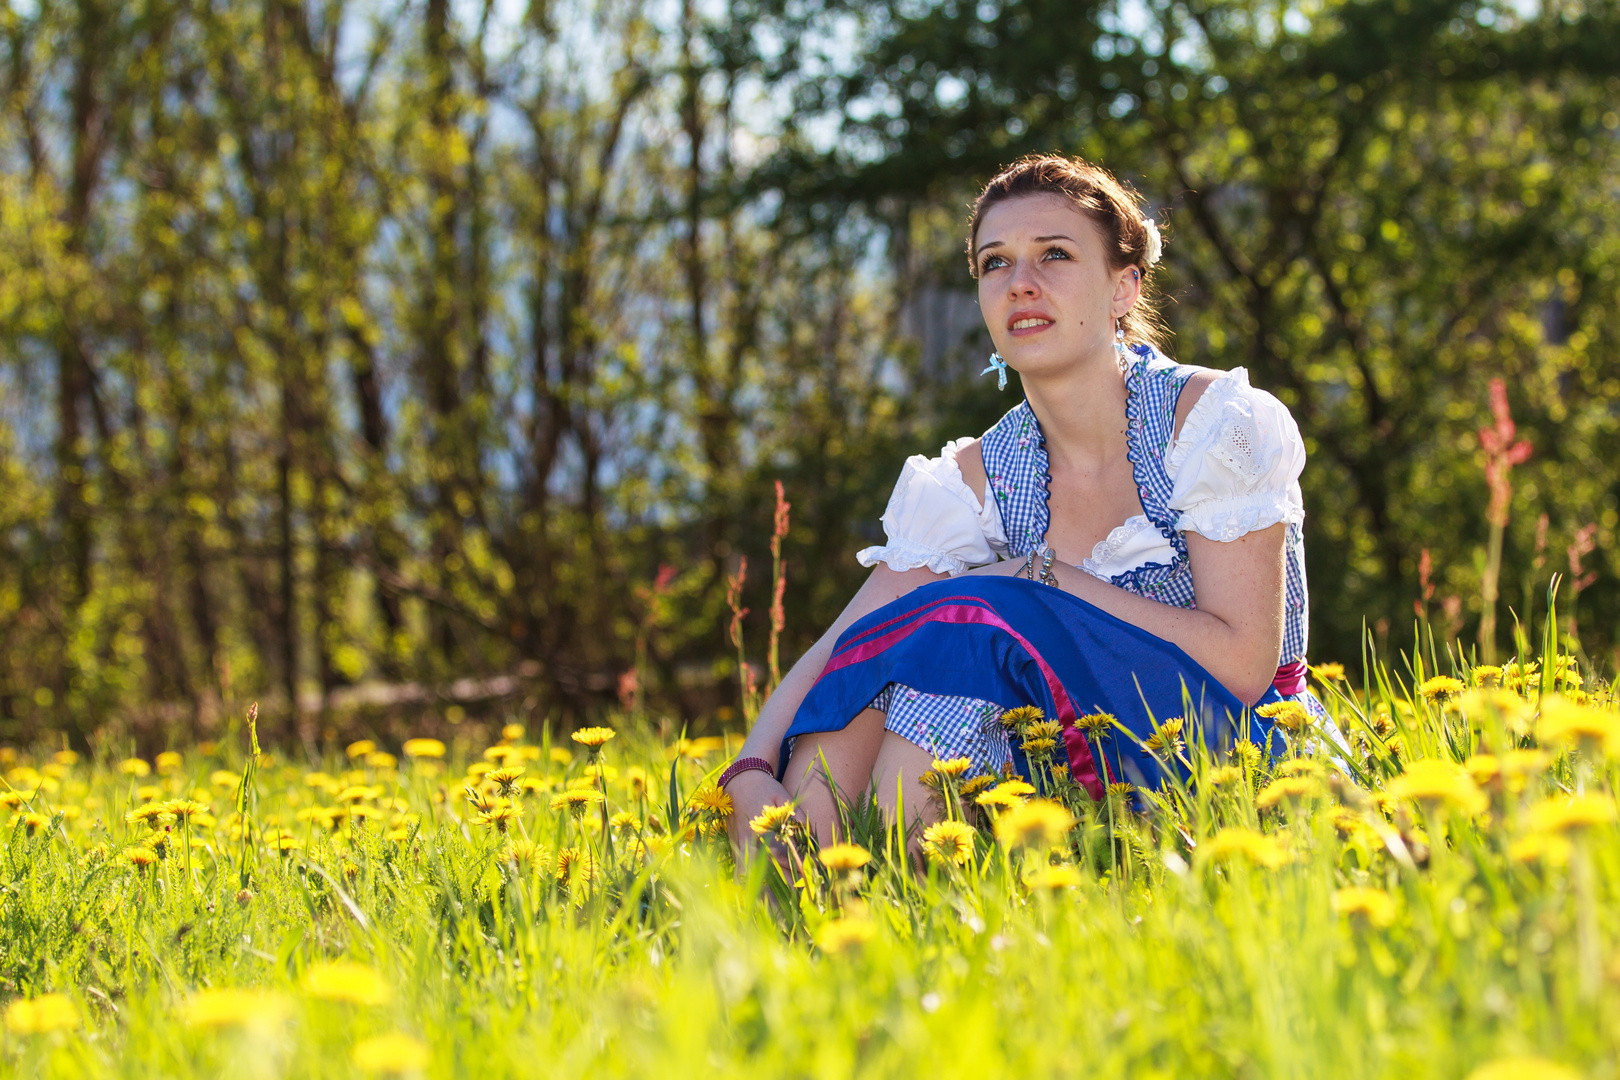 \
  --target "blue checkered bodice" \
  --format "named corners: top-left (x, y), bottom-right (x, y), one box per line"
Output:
top-left (979, 345), bottom-right (1309, 664)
